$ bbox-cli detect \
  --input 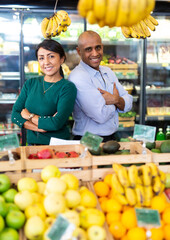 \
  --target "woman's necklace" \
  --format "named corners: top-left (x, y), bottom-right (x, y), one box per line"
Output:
top-left (43, 79), bottom-right (57, 94)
